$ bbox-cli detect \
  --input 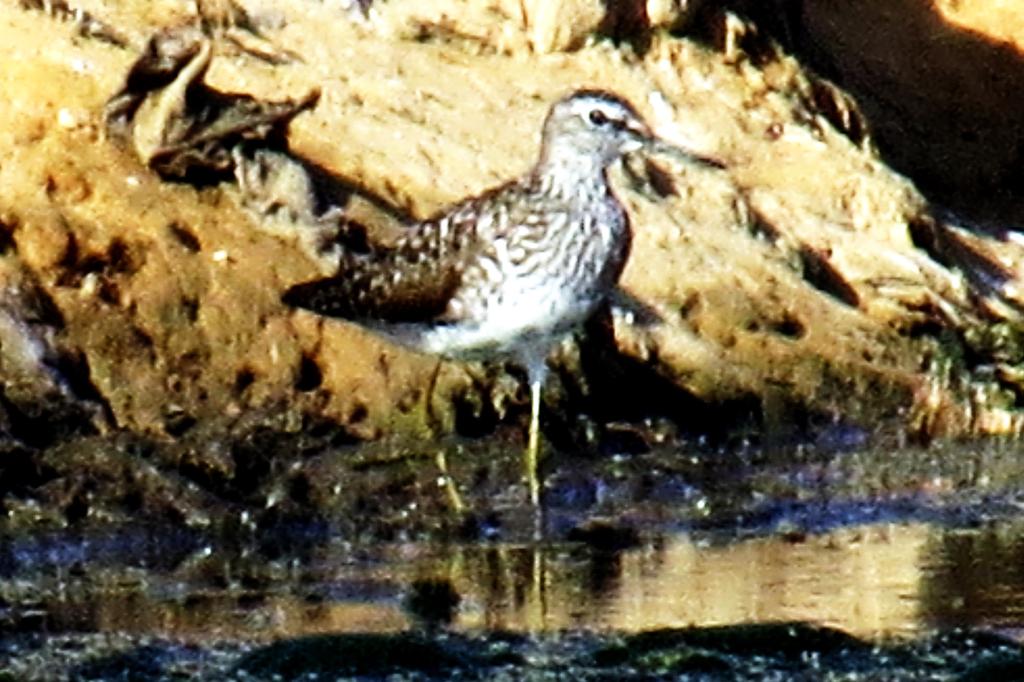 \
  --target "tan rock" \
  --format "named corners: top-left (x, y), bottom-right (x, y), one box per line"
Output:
top-left (936, 0), bottom-right (1024, 52)
top-left (1, 0), bottom-right (1022, 446)
top-left (520, 0), bottom-right (606, 52)
top-left (369, 0), bottom-right (533, 54)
